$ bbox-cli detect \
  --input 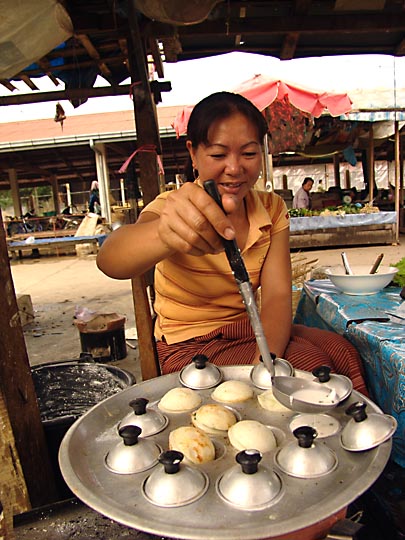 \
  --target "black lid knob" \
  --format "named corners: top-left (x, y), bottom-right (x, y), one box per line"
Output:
top-left (293, 426), bottom-right (317, 448)
top-left (312, 365), bottom-right (331, 383)
top-left (159, 450), bottom-right (184, 474)
top-left (236, 449), bottom-right (262, 474)
top-left (118, 425), bottom-right (142, 446)
top-left (345, 401), bottom-right (368, 422)
top-left (192, 354), bottom-right (209, 369)
top-left (129, 398), bottom-right (149, 415)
